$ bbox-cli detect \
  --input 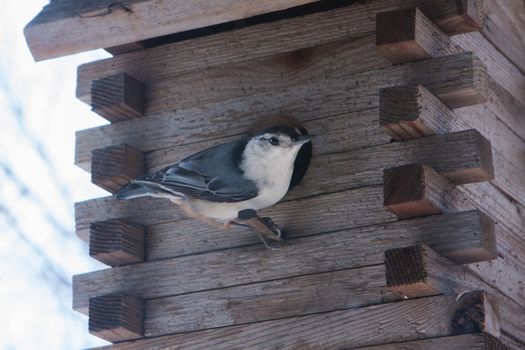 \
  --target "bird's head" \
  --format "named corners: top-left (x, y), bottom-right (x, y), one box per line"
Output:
top-left (249, 125), bottom-right (311, 160)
